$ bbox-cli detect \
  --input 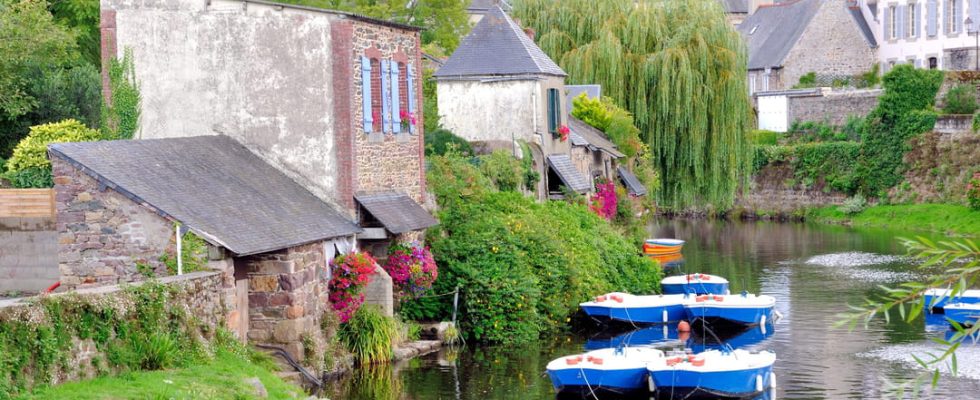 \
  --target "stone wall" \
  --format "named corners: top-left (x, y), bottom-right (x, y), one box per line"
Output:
top-left (737, 163), bottom-right (848, 216)
top-left (0, 217), bottom-right (58, 293)
top-left (789, 88), bottom-right (882, 126)
top-left (0, 271), bottom-right (233, 389)
top-left (52, 157), bottom-right (174, 289)
top-left (349, 20), bottom-right (426, 204)
top-left (238, 242), bottom-right (327, 361)
top-left (778, 1), bottom-right (876, 92)
top-left (934, 114), bottom-right (974, 135)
